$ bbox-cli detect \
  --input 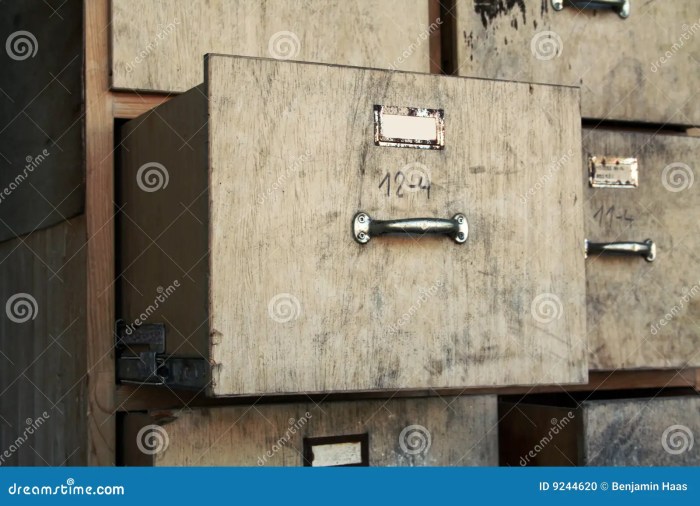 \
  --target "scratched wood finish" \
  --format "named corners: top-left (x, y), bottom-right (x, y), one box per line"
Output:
top-left (0, 218), bottom-right (87, 465)
top-left (500, 396), bottom-right (700, 466)
top-left (584, 129), bottom-right (700, 370)
top-left (454, 0), bottom-right (700, 125)
top-left (121, 396), bottom-right (497, 466)
top-left (119, 55), bottom-right (587, 396)
top-left (111, 0), bottom-right (432, 93)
